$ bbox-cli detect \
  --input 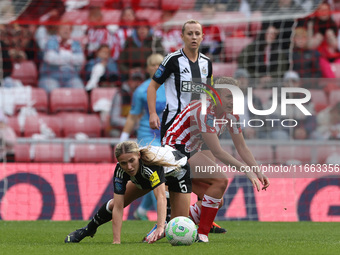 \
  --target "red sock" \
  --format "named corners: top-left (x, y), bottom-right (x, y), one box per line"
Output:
top-left (198, 194), bottom-right (221, 236)
top-left (189, 203), bottom-right (201, 225)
